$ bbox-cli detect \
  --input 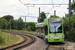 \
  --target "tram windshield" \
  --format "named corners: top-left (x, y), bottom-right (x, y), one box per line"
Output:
top-left (48, 18), bottom-right (62, 33)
